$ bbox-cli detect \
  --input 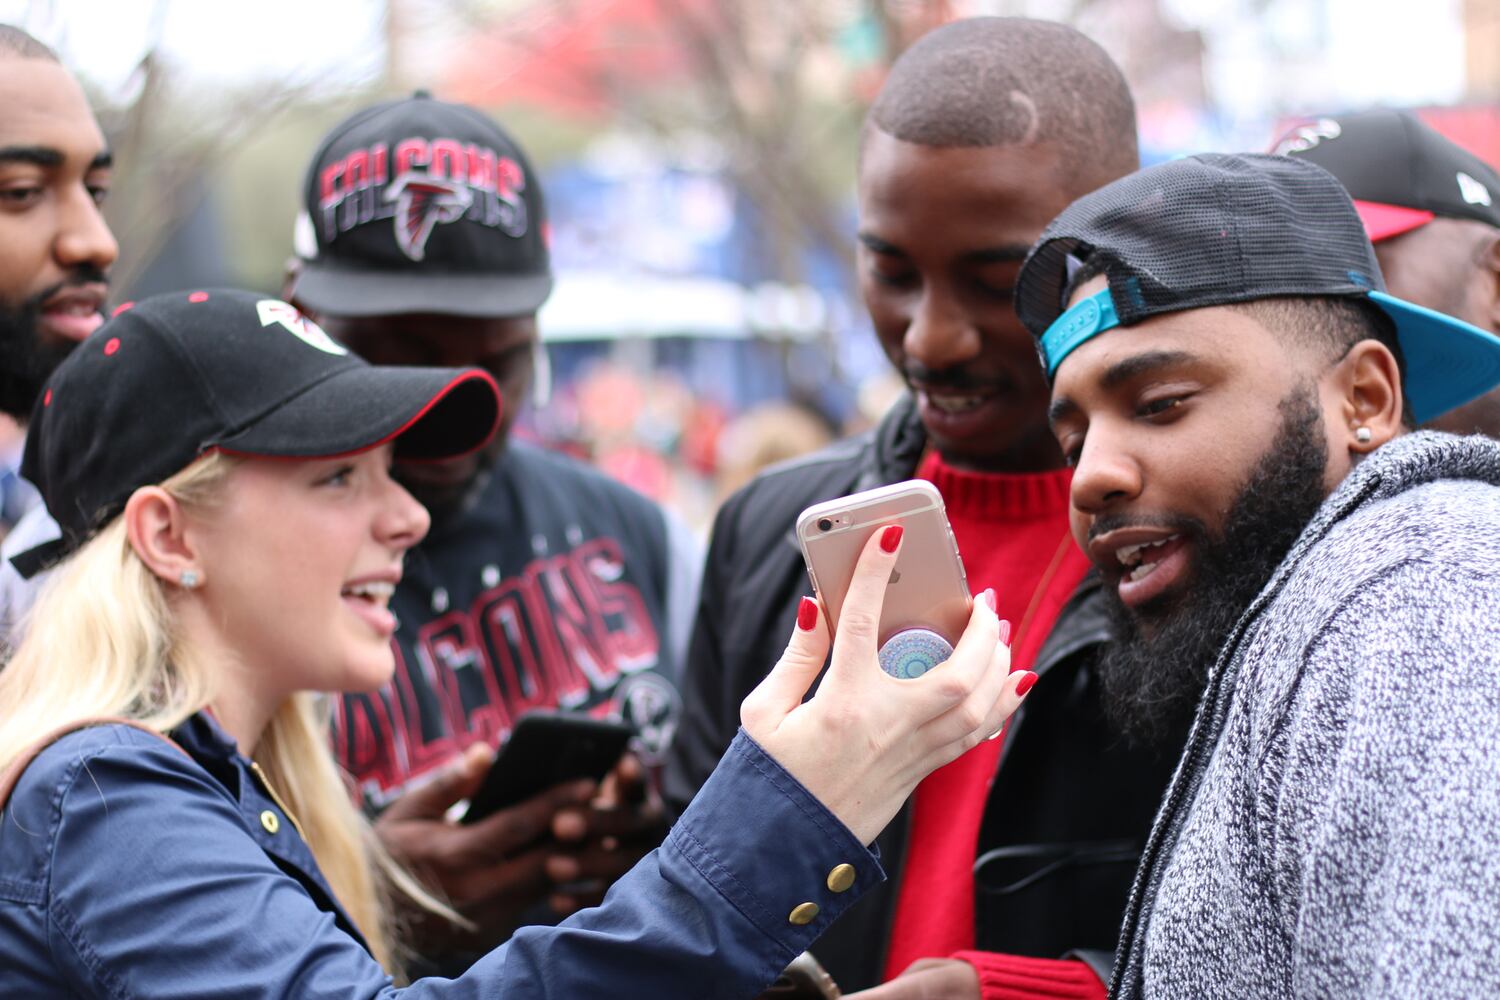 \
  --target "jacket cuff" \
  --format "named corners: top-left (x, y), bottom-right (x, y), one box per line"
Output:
top-left (951, 951), bottom-right (1108, 1000)
top-left (667, 729), bottom-right (885, 957)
